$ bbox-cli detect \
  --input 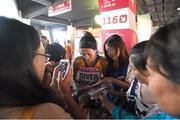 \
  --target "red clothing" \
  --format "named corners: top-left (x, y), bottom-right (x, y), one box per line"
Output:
top-left (65, 44), bottom-right (73, 59)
